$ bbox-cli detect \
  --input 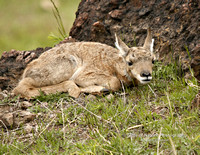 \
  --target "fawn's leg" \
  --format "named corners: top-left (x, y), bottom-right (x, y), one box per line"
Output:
top-left (76, 75), bottom-right (121, 95)
top-left (13, 77), bottom-right (42, 99)
top-left (13, 78), bottom-right (81, 99)
top-left (41, 80), bottom-right (81, 98)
